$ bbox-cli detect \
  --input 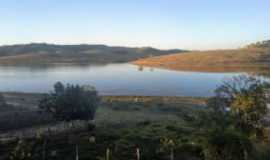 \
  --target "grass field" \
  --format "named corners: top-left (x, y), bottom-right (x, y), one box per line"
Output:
top-left (1, 92), bottom-right (270, 160)
top-left (0, 92), bottom-right (206, 133)
top-left (0, 92), bottom-right (208, 160)
top-left (133, 47), bottom-right (270, 73)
